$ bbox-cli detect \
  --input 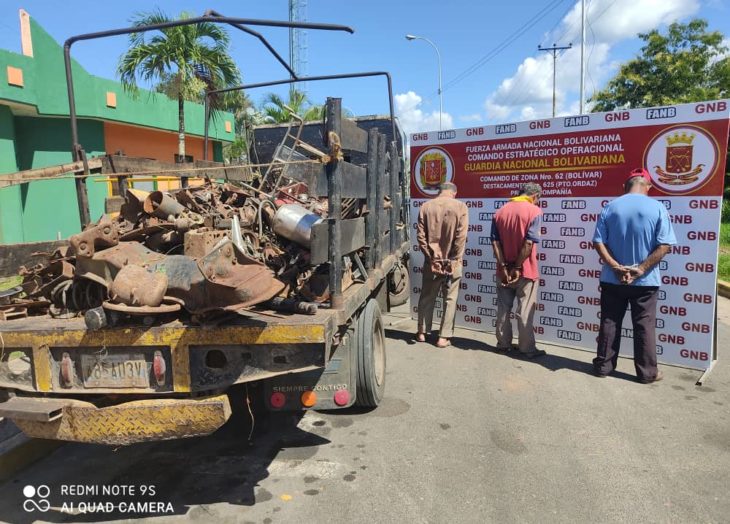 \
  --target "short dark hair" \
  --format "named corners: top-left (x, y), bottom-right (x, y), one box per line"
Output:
top-left (624, 176), bottom-right (649, 192)
top-left (439, 182), bottom-right (458, 193)
top-left (519, 182), bottom-right (542, 198)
